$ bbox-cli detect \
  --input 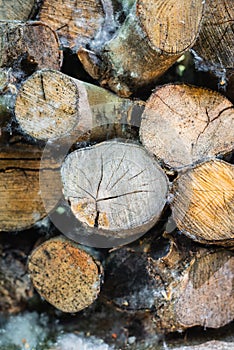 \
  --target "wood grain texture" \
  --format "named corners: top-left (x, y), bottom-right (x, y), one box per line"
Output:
top-left (28, 236), bottom-right (103, 313)
top-left (103, 236), bottom-right (234, 332)
top-left (192, 0), bottom-right (234, 70)
top-left (14, 69), bottom-right (144, 142)
top-left (0, 142), bottom-right (60, 231)
top-left (140, 84), bottom-right (234, 169)
top-left (171, 159), bottom-right (234, 245)
top-left (61, 141), bottom-right (168, 240)
top-left (78, 0), bottom-right (204, 96)
top-left (0, 0), bottom-right (35, 20)
top-left (39, 0), bottom-right (105, 51)
top-left (0, 21), bottom-right (61, 74)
